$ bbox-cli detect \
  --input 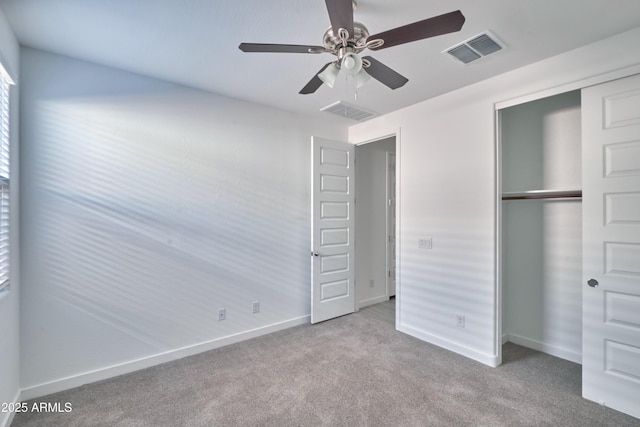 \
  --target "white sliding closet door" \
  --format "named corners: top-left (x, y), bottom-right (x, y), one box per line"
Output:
top-left (582, 73), bottom-right (640, 419)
